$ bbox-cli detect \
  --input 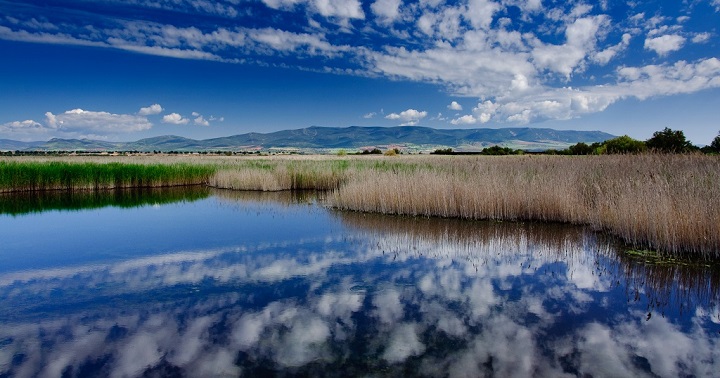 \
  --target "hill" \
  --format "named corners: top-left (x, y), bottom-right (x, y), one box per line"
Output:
top-left (0, 126), bottom-right (615, 152)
